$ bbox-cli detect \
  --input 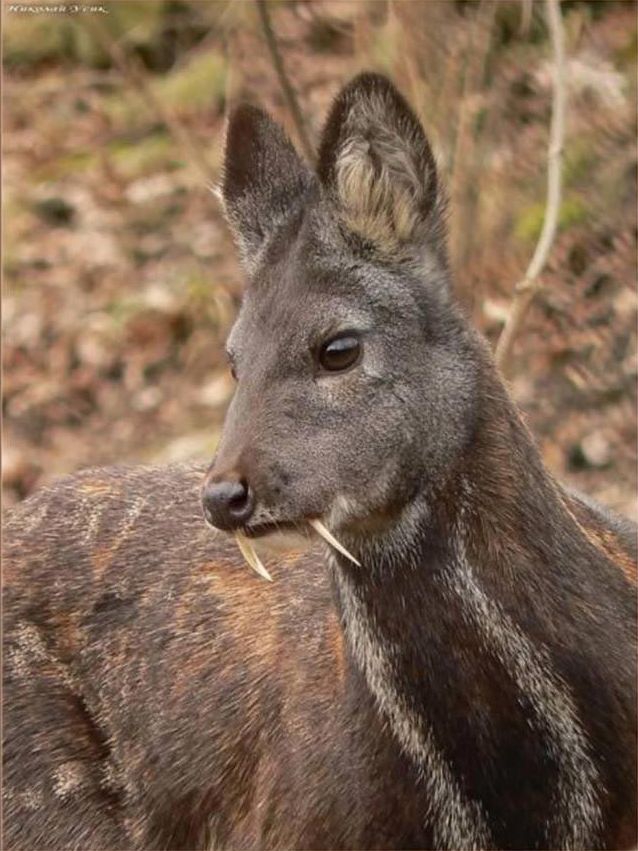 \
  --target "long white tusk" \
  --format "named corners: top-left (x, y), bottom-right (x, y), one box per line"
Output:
top-left (234, 532), bottom-right (273, 582)
top-left (309, 519), bottom-right (361, 567)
